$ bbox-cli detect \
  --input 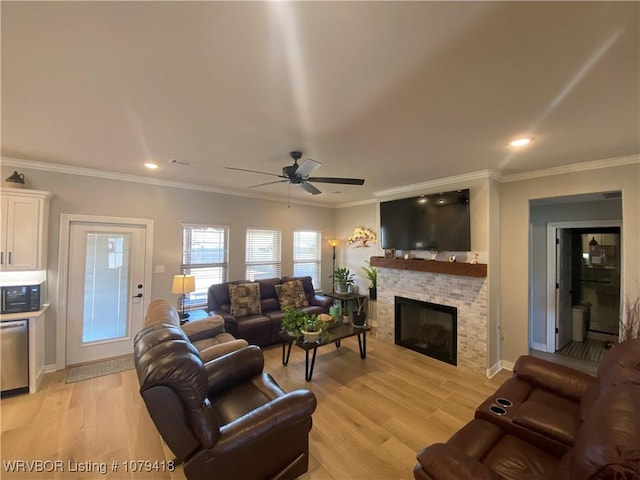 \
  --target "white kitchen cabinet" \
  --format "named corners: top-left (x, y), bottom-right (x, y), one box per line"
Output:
top-left (1, 189), bottom-right (51, 271)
